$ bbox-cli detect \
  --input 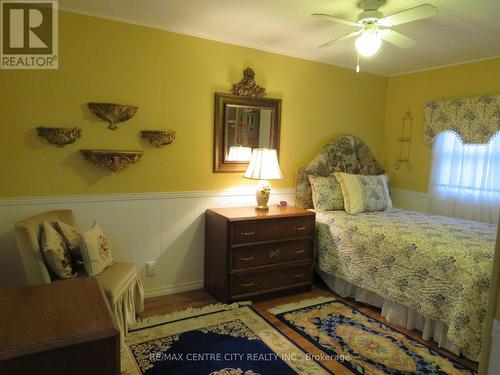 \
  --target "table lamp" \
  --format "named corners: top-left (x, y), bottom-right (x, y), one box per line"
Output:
top-left (244, 148), bottom-right (282, 210)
